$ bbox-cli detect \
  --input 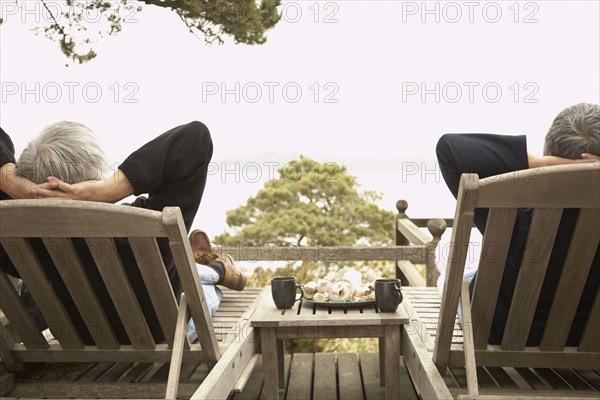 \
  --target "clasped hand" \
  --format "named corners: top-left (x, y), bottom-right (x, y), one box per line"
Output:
top-left (30, 177), bottom-right (100, 201)
top-left (30, 170), bottom-right (134, 203)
